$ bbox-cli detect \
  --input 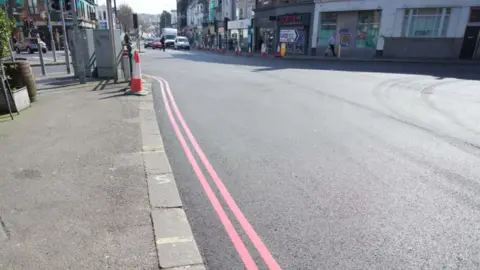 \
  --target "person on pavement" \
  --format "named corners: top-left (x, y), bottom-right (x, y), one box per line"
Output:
top-left (160, 36), bottom-right (166, 52)
top-left (325, 34), bottom-right (336, 57)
